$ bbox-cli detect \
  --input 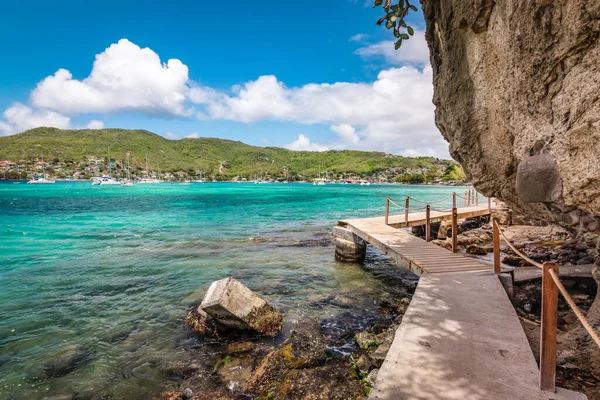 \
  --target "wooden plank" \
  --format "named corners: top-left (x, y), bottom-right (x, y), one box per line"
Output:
top-left (540, 262), bottom-right (559, 392)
